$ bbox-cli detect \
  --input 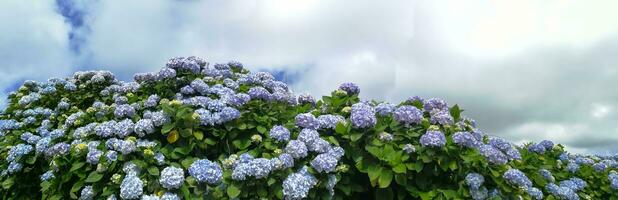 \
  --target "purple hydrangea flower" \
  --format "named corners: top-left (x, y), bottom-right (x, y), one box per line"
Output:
top-left (248, 87), bottom-right (271, 101)
top-left (317, 115), bottom-right (345, 130)
top-left (539, 169), bottom-right (555, 182)
top-left (465, 173), bottom-right (484, 189)
top-left (295, 113), bottom-right (319, 129)
top-left (559, 177), bottom-right (586, 191)
top-left (478, 145), bottom-right (508, 165)
top-left (285, 140), bottom-right (308, 159)
top-left (609, 173), bottom-right (618, 190)
top-left (502, 169), bottom-right (532, 188)
top-left (190, 79), bottom-right (209, 95)
top-left (189, 159), bottom-right (223, 185)
top-left (310, 147), bottom-right (345, 173)
top-left (593, 162), bottom-right (607, 172)
top-left (374, 102), bottom-right (395, 116)
top-left (470, 187), bottom-right (488, 200)
top-left (269, 125), bottom-right (290, 142)
top-left (338, 82), bottom-right (359, 95)
top-left (283, 166), bottom-right (318, 199)
top-left (393, 105), bottom-right (423, 125)
top-left (429, 109), bottom-right (453, 125)
top-left (297, 93), bottom-right (316, 105)
top-left (419, 130), bottom-right (446, 147)
top-left (114, 104), bottom-right (136, 119)
top-left (423, 98), bottom-right (448, 112)
top-left (6, 144), bottom-right (33, 162)
top-left (134, 119), bottom-right (155, 137)
top-left (452, 132), bottom-right (480, 148)
top-left (528, 187), bottom-right (543, 200)
top-left (95, 121), bottom-right (116, 138)
top-left (120, 175), bottom-right (143, 199)
top-left (546, 183), bottom-right (578, 200)
top-left (350, 103), bottom-right (376, 128)
top-left (160, 166), bottom-right (185, 189)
